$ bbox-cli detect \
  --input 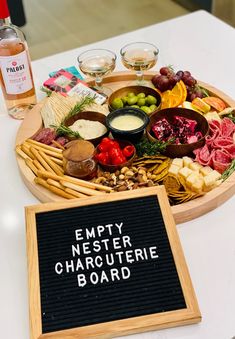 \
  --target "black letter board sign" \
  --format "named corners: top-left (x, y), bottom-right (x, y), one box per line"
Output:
top-left (25, 186), bottom-right (201, 339)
